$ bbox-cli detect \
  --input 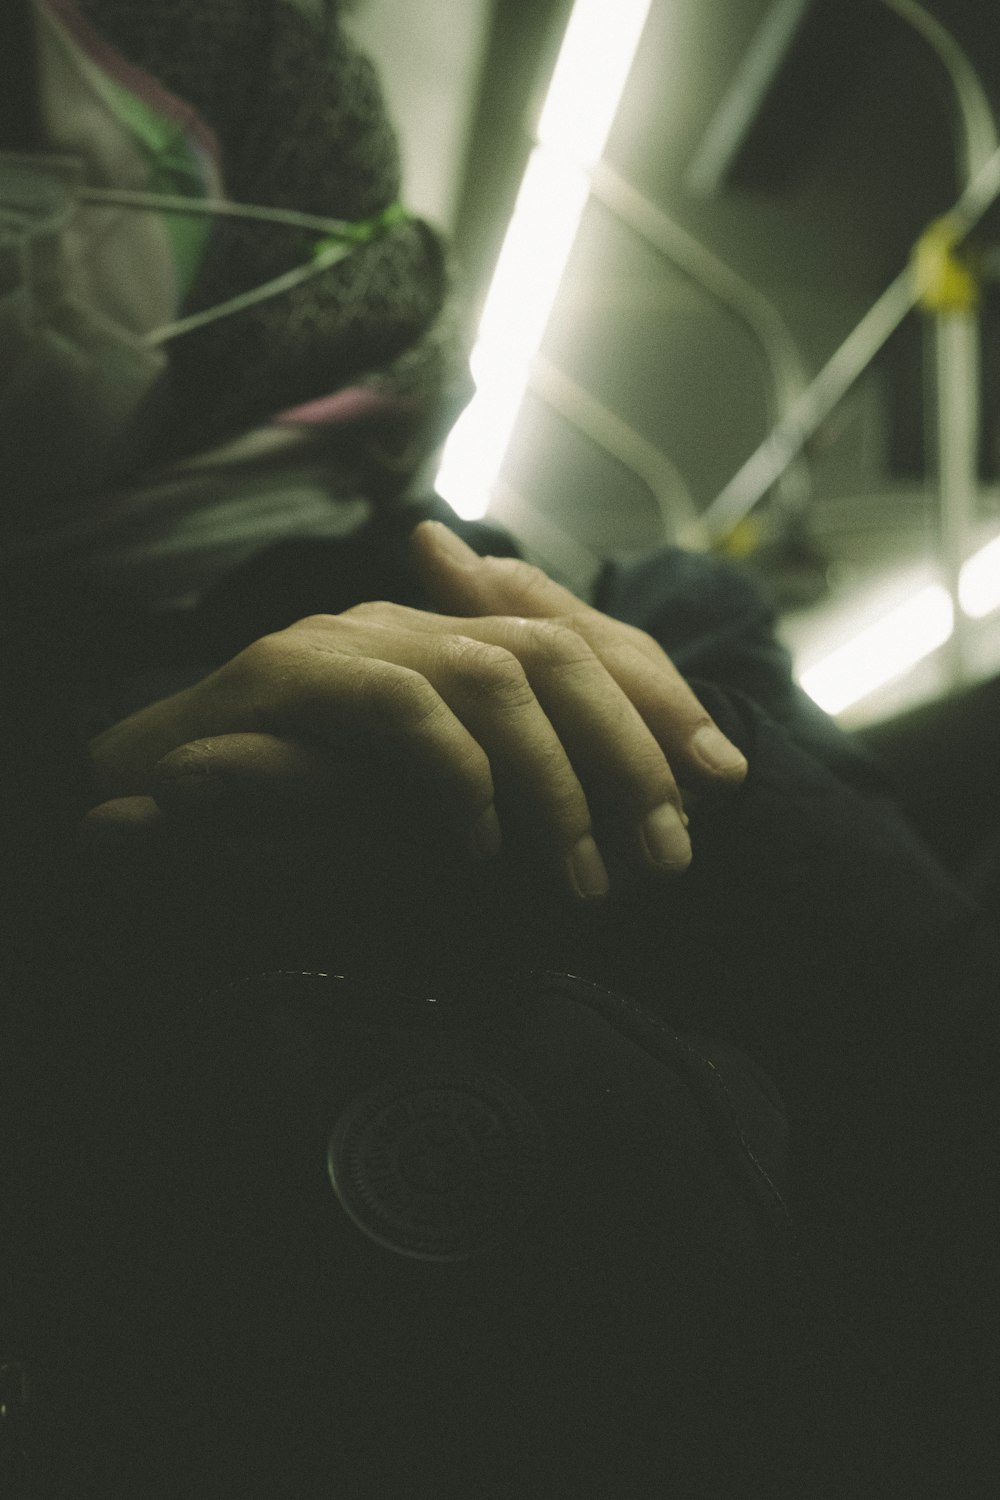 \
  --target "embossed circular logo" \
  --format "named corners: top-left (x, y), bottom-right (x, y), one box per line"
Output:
top-left (328, 1073), bottom-right (547, 1261)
